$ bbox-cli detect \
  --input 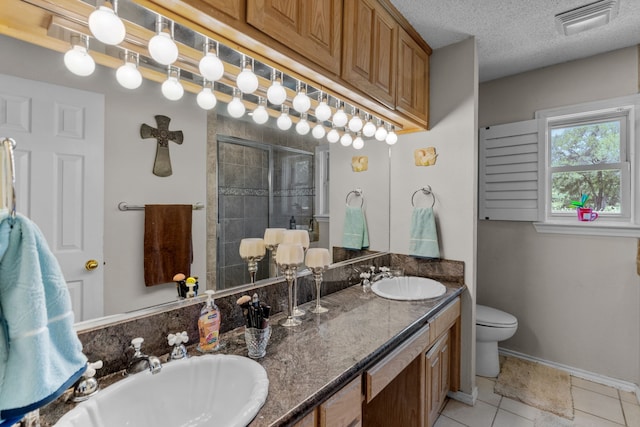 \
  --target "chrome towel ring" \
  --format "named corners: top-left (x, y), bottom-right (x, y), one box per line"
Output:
top-left (346, 189), bottom-right (364, 207)
top-left (411, 186), bottom-right (435, 208)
